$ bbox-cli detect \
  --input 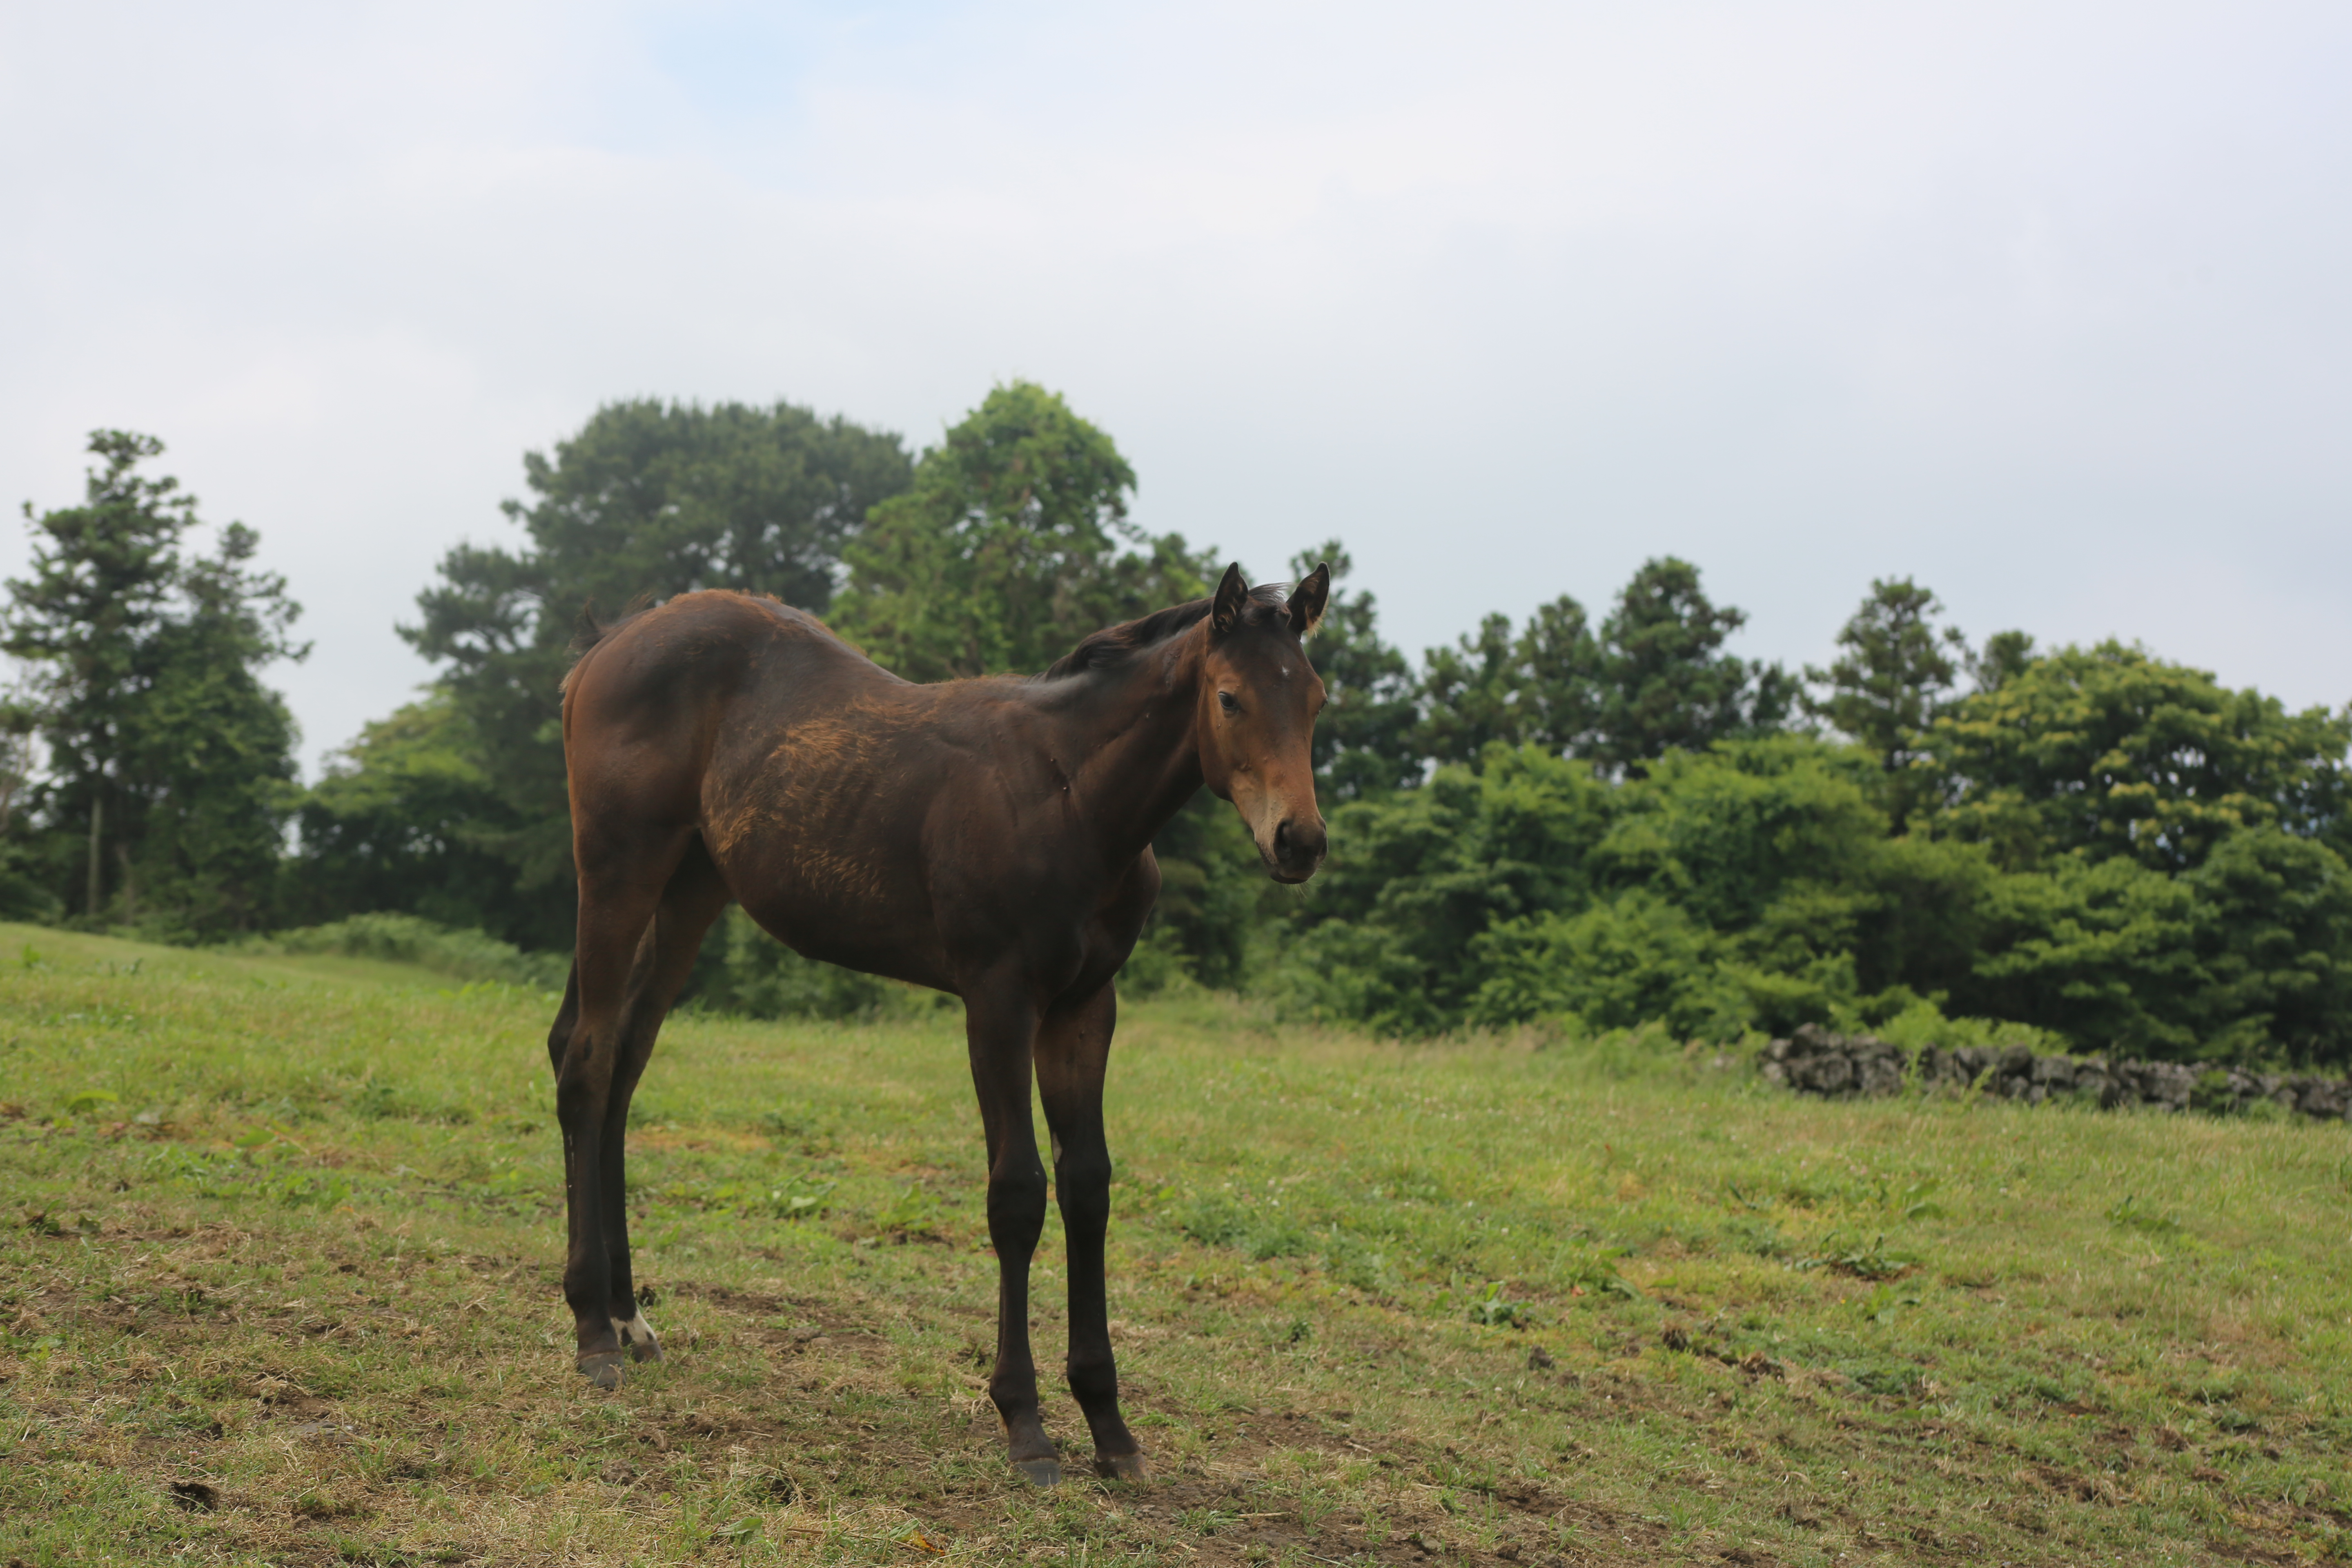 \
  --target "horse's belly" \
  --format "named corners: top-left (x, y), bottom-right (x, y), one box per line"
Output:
top-left (722, 839), bottom-right (950, 991)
